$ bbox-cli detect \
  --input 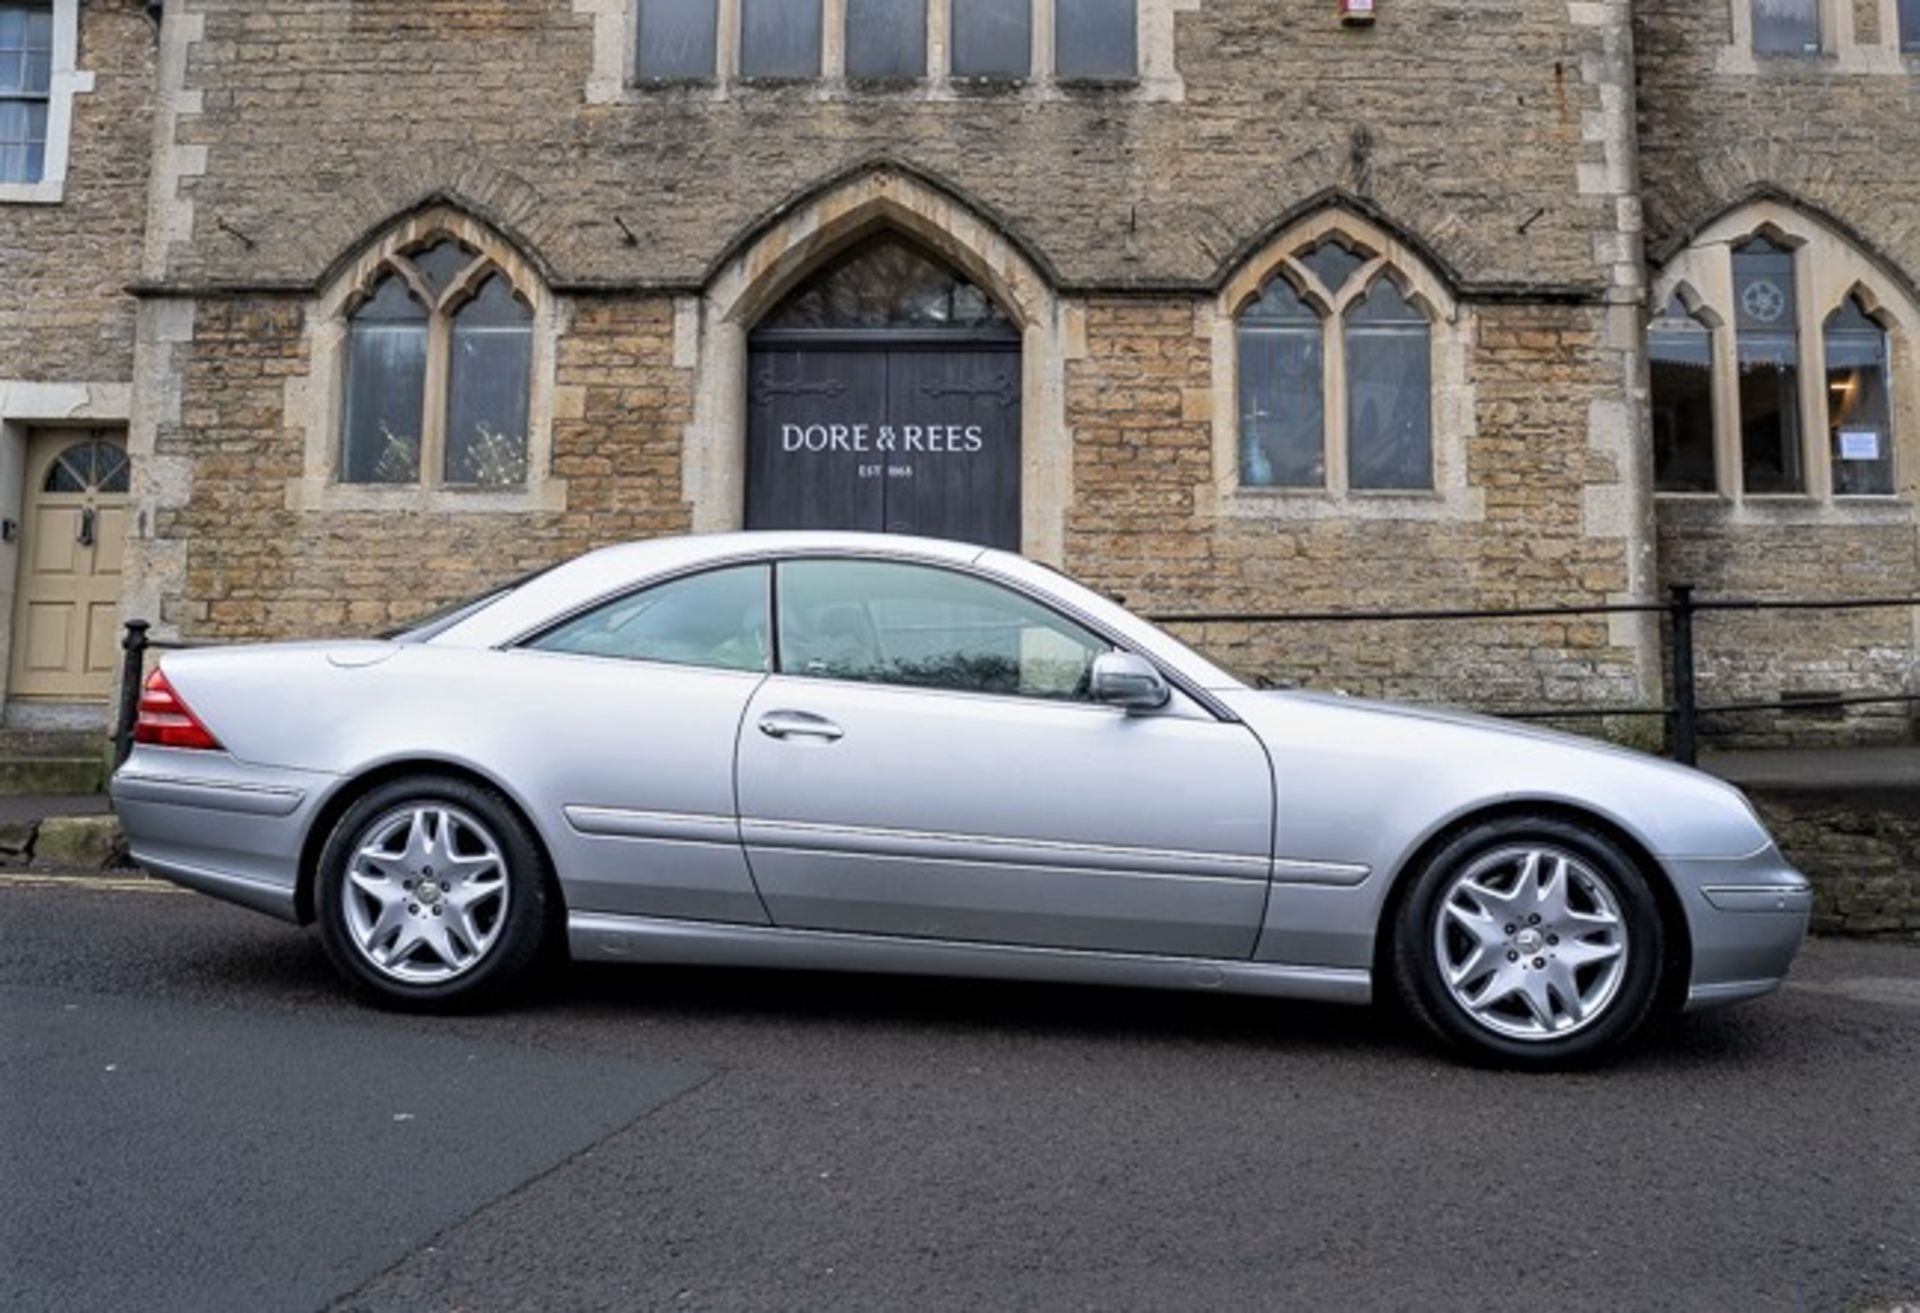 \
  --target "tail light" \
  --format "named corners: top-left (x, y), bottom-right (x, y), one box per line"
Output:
top-left (133, 666), bottom-right (223, 751)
